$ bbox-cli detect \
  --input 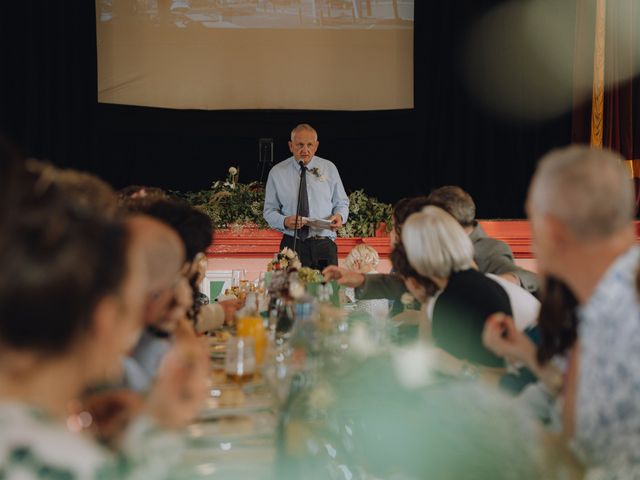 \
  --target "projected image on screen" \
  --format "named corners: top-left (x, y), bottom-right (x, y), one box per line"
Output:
top-left (97, 0), bottom-right (414, 110)
top-left (99, 1), bottom-right (413, 29)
